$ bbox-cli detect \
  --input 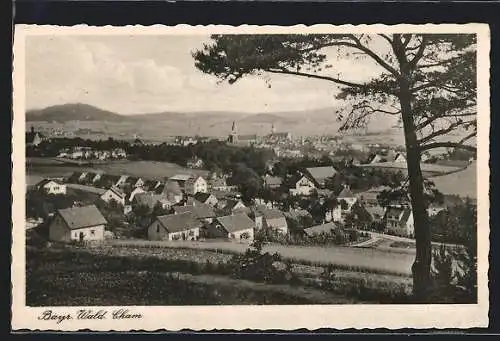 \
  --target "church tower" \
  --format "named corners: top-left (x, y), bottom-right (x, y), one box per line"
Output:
top-left (228, 121), bottom-right (238, 144)
top-left (271, 123), bottom-right (276, 134)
